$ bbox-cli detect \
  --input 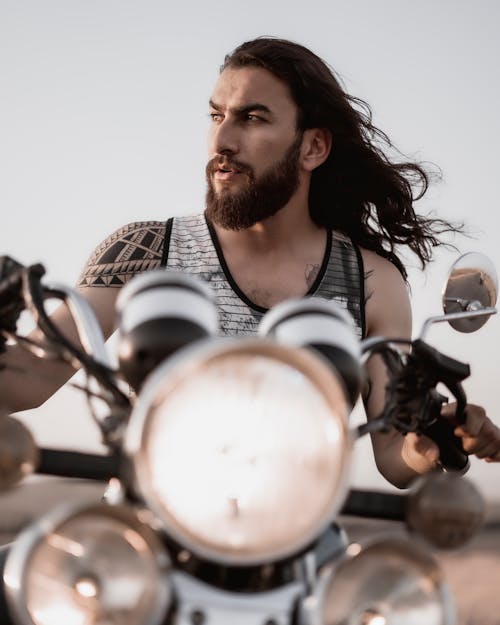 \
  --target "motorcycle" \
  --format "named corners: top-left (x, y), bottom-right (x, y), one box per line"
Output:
top-left (0, 251), bottom-right (497, 625)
